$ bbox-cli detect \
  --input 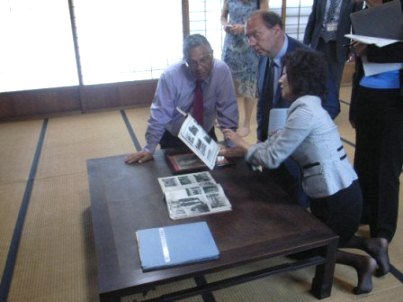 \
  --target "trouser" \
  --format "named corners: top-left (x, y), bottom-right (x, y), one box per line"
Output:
top-left (317, 38), bottom-right (346, 98)
top-left (354, 86), bottom-right (402, 241)
top-left (377, 106), bottom-right (403, 241)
